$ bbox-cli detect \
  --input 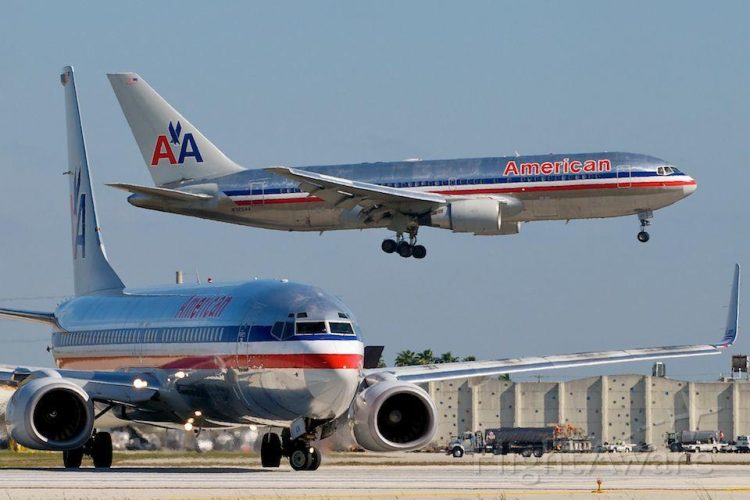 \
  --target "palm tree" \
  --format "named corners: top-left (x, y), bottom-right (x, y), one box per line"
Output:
top-left (416, 349), bottom-right (436, 365)
top-left (437, 352), bottom-right (460, 363)
top-left (395, 350), bottom-right (418, 366)
top-left (462, 355), bottom-right (476, 362)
